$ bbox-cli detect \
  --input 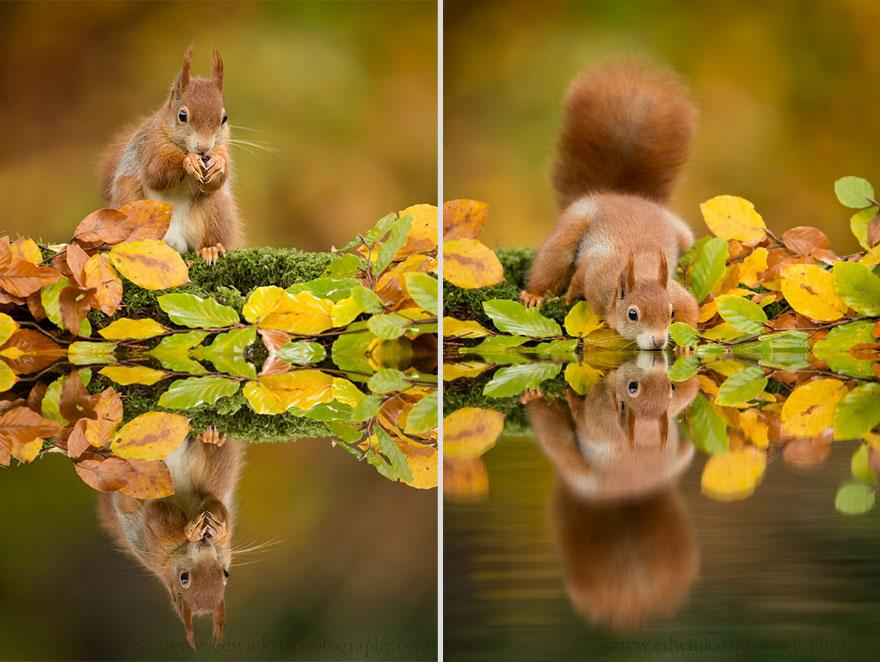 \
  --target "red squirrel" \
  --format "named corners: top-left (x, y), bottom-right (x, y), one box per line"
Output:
top-left (100, 46), bottom-right (241, 264)
top-left (98, 433), bottom-right (243, 648)
top-left (522, 59), bottom-right (700, 349)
